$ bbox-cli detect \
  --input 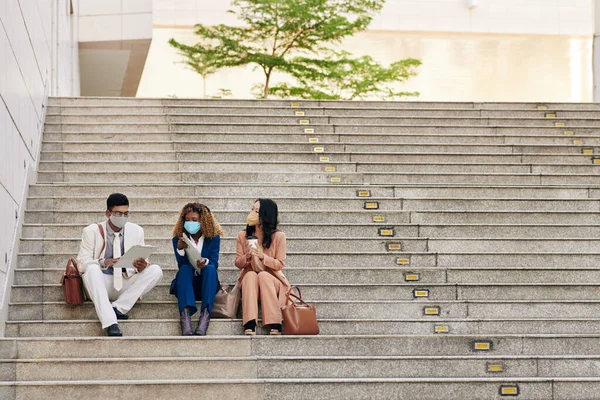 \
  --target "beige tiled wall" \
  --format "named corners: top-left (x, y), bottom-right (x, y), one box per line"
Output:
top-left (0, 0), bottom-right (78, 333)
